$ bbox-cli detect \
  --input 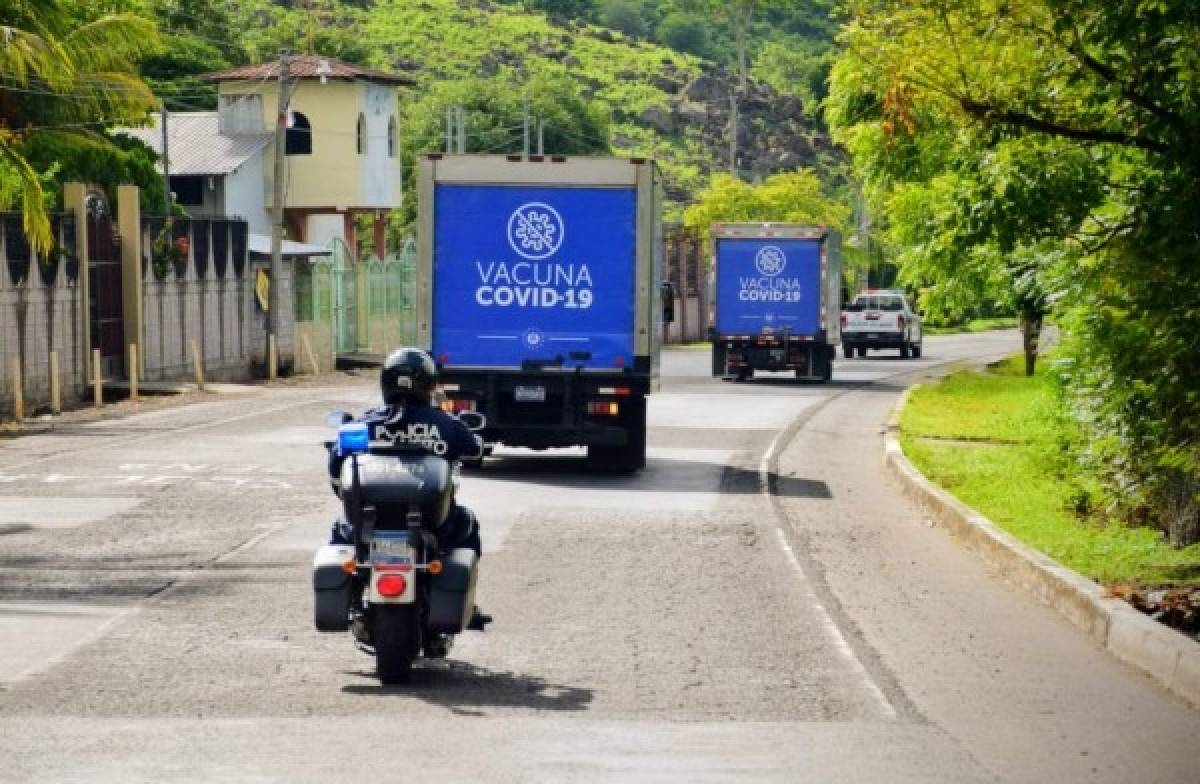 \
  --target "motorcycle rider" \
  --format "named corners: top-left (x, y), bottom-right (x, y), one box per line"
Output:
top-left (327, 347), bottom-right (491, 630)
